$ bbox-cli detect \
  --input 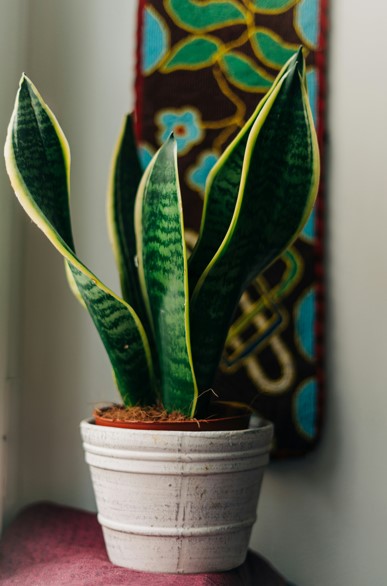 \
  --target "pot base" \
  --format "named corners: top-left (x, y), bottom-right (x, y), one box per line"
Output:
top-left (102, 523), bottom-right (251, 574)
